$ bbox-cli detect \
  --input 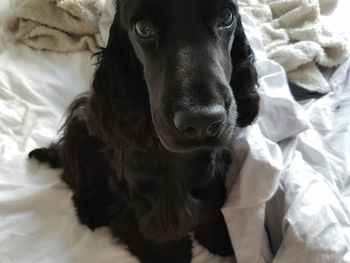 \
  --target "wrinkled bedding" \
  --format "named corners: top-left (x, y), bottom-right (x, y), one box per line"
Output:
top-left (1, 1), bottom-right (350, 263)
